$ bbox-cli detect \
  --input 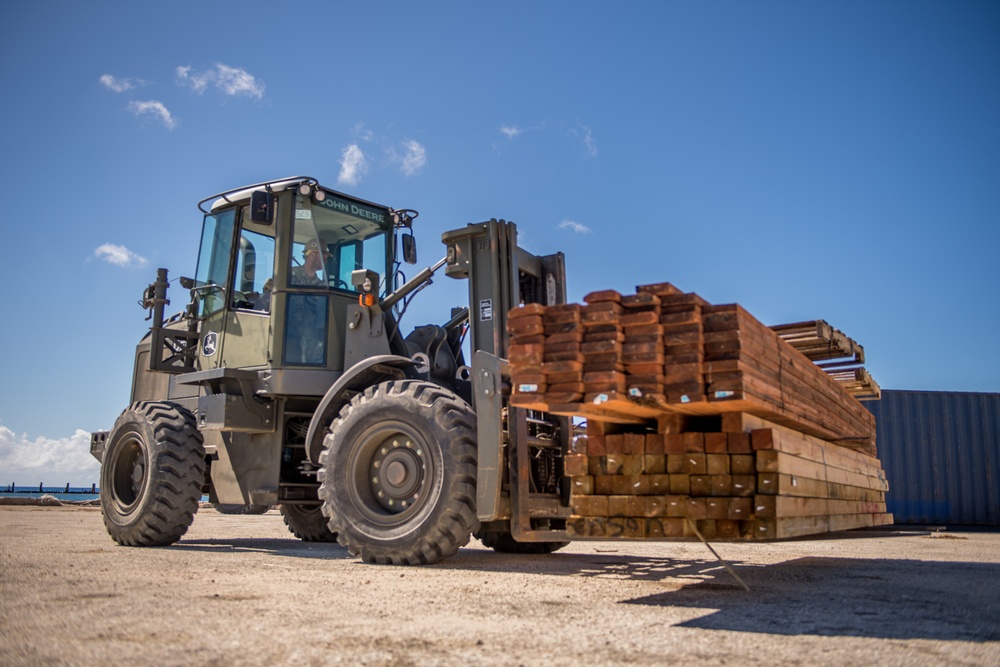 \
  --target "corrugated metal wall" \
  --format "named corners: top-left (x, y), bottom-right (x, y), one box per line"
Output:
top-left (866, 390), bottom-right (1000, 525)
